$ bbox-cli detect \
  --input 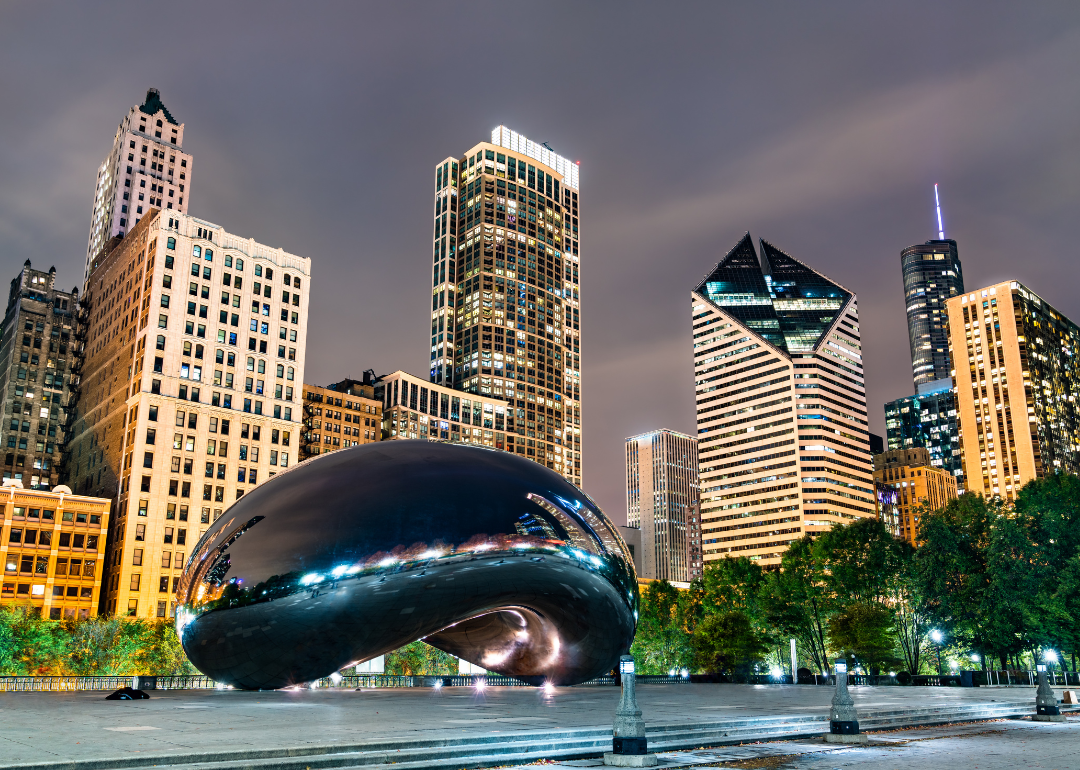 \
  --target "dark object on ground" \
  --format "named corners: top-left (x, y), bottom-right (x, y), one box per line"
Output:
top-left (177, 441), bottom-right (638, 690)
top-left (105, 687), bottom-right (149, 700)
top-left (896, 671), bottom-right (912, 685)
